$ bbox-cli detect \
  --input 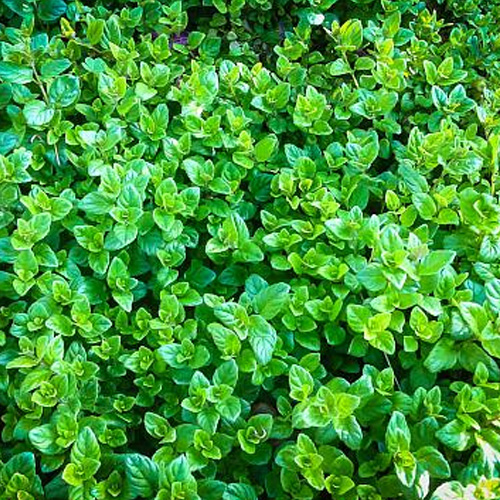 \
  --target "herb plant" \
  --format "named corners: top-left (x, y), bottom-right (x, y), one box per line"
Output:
top-left (1, 0), bottom-right (500, 499)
